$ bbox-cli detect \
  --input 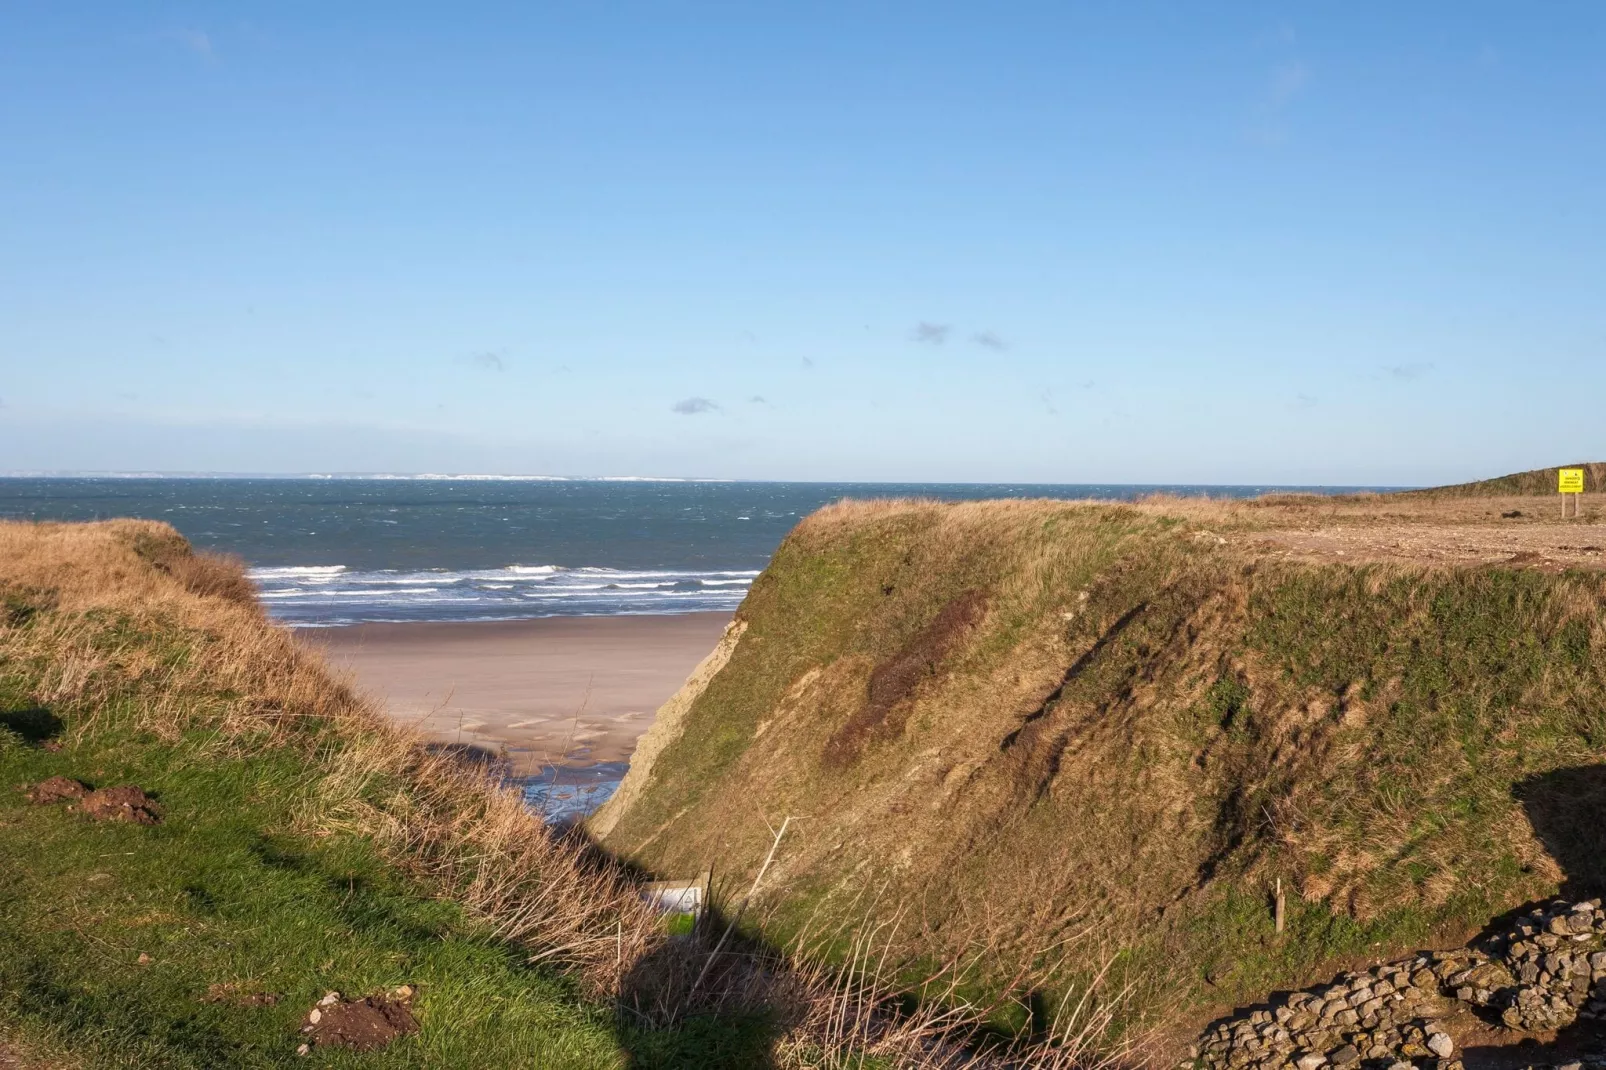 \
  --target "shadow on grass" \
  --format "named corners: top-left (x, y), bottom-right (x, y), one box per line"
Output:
top-left (251, 827), bottom-right (783, 1067)
top-left (612, 886), bottom-right (784, 1068)
top-left (1458, 765), bottom-right (1606, 1068)
top-left (0, 707), bottom-right (64, 745)
top-left (1516, 764), bottom-right (1606, 899)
